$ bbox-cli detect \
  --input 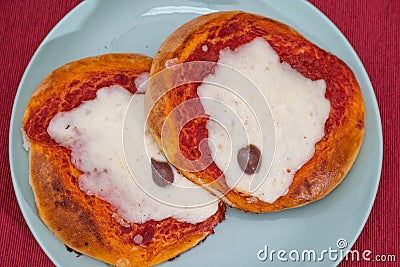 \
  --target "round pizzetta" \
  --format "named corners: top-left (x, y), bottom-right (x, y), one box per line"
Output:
top-left (22, 53), bottom-right (225, 267)
top-left (145, 11), bottom-right (365, 213)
